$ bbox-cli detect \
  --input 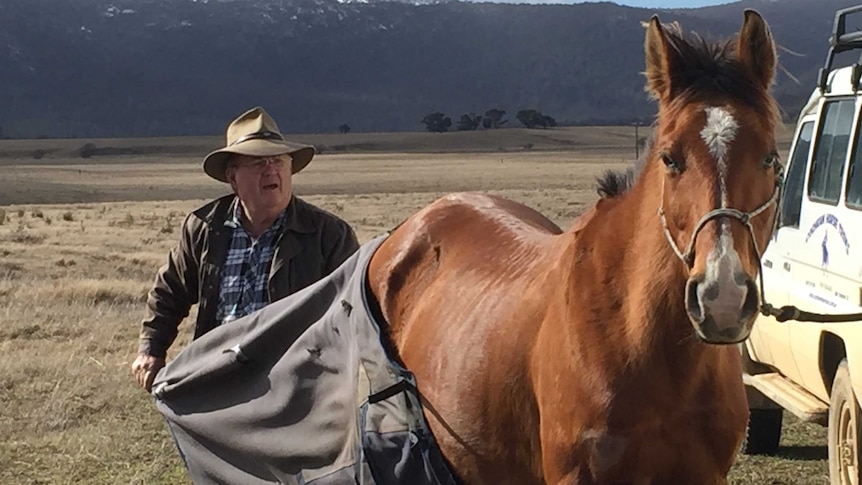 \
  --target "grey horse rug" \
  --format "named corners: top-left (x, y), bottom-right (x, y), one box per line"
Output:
top-left (151, 234), bottom-right (459, 485)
